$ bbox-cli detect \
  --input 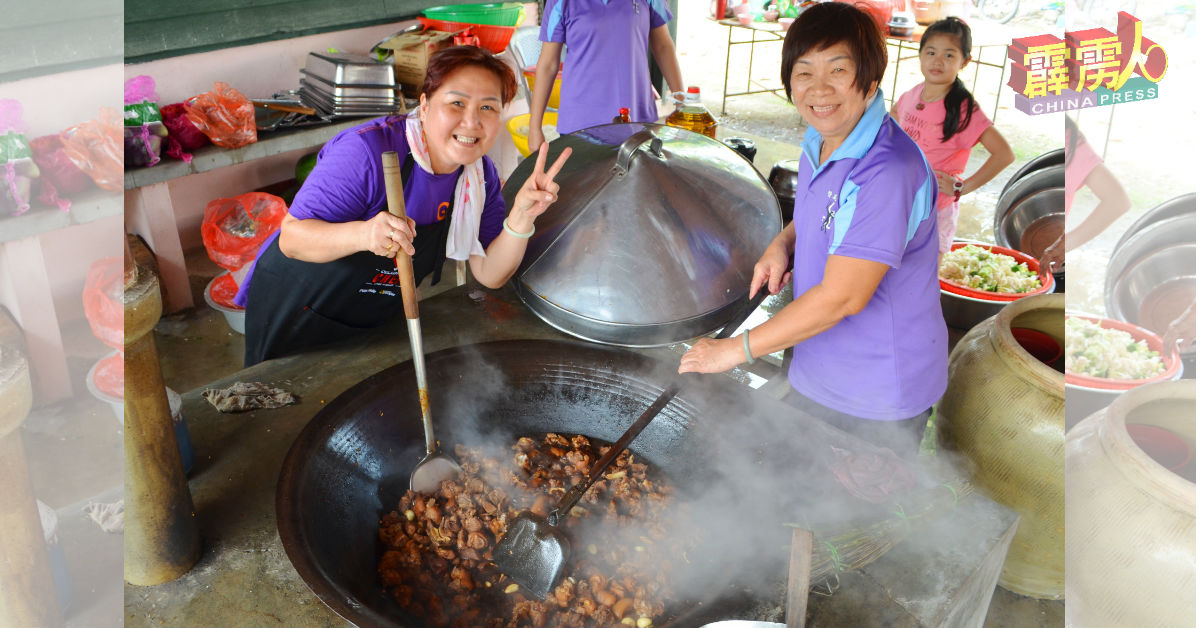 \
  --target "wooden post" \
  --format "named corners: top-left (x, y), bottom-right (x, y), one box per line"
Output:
top-left (123, 263), bottom-right (201, 585)
top-left (0, 347), bottom-right (63, 628)
top-left (786, 528), bottom-right (814, 628)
